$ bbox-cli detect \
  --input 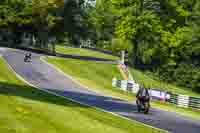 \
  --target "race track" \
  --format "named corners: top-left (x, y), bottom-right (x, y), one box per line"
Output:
top-left (1, 48), bottom-right (200, 133)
